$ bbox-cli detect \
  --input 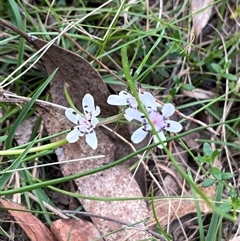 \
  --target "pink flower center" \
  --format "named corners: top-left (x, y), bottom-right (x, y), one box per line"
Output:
top-left (147, 110), bottom-right (166, 132)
